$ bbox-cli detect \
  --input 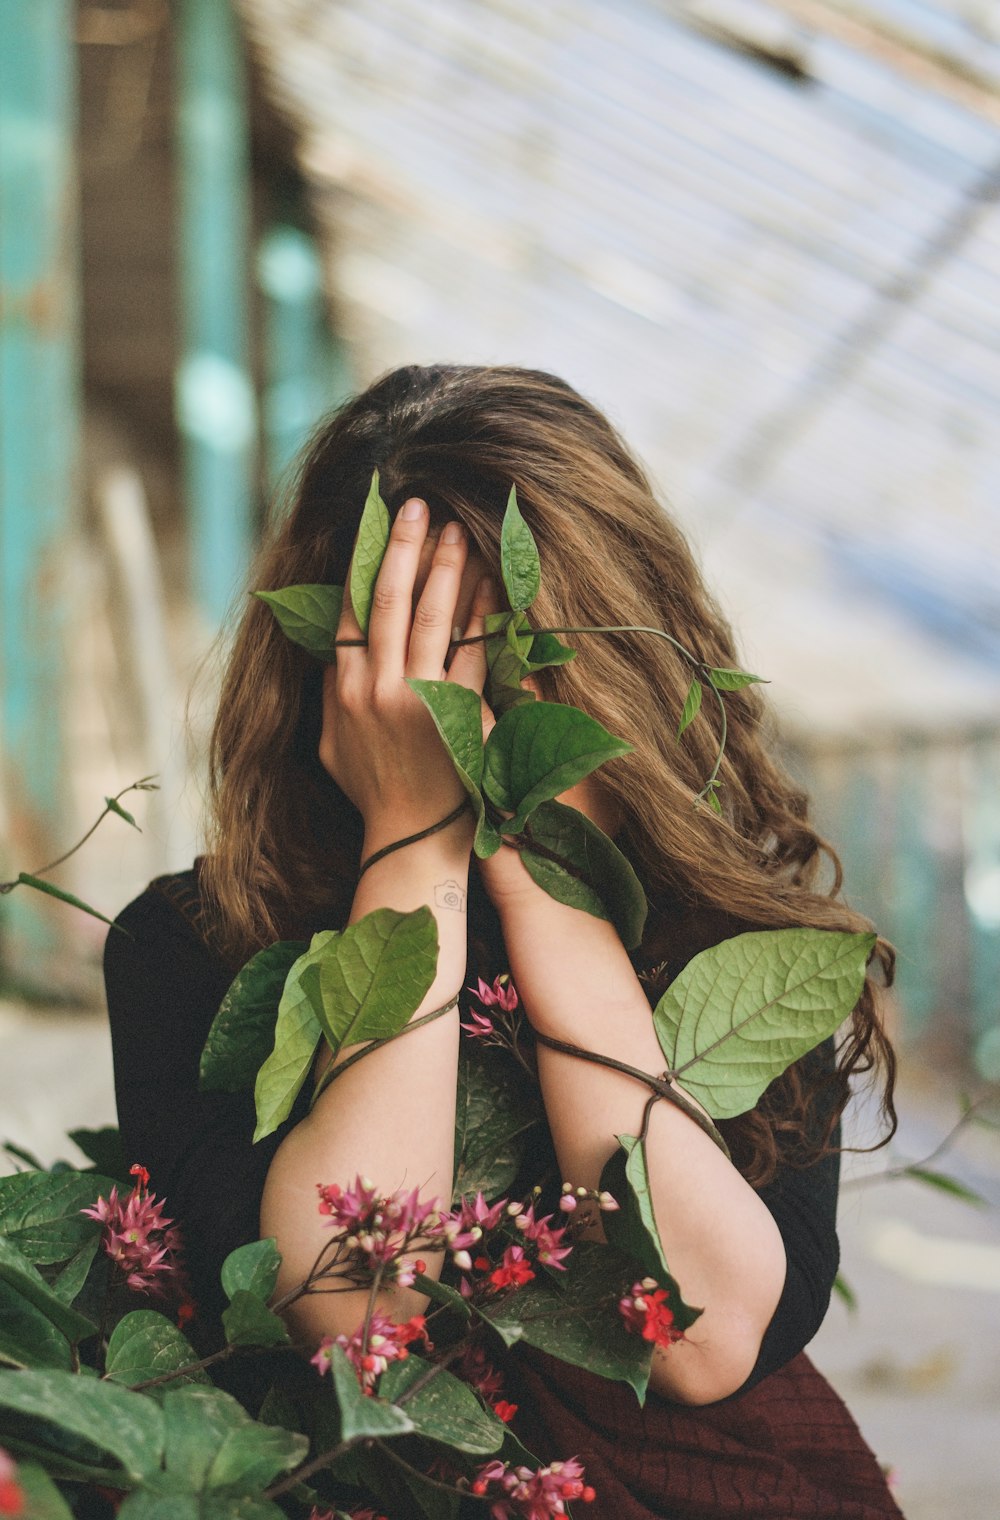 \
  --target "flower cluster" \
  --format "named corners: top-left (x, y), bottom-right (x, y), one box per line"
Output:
top-left (81, 1163), bottom-right (183, 1296)
top-left (618, 1277), bottom-right (685, 1349)
top-left (0, 1450), bottom-right (23, 1518)
top-left (316, 1174), bottom-right (443, 1286)
top-left (443, 1192), bottom-right (574, 1297)
top-left (310, 1310), bottom-right (430, 1394)
top-left (471, 1456), bottom-right (595, 1518)
top-left (460, 973), bottom-right (526, 1054)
